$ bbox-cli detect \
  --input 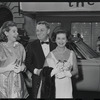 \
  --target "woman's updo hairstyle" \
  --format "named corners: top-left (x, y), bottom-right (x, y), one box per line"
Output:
top-left (51, 29), bottom-right (68, 43)
top-left (0, 21), bottom-right (17, 42)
